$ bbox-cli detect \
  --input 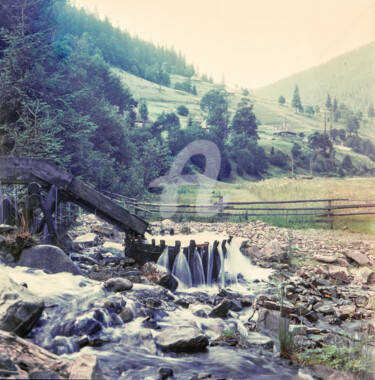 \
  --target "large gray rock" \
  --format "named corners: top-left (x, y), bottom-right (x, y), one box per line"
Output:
top-left (328, 265), bottom-right (350, 284)
top-left (17, 245), bottom-right (82, 275)
top-left (354, 267), bottom-right (375, 285)
top-left (69, 353), bottom-right (103, 380)
top-left (141, 262), bottom-right (178, 291)
top-left (261, 240), bottom-right (283, 261)
top-left (209, 298), bottom-right (232, 318)
top-left (255, 308), bottom-right (289, 334)
top-left (104, 277), bottom-right (133, 292)
top-left (0, 267), bottom-right (44, 337)
top-left (156, 327), bottom-right (208, 352)
top-left (247, 331), bottom-right (274, 350)
top-left (342, 250), bottom-right (370, 266)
